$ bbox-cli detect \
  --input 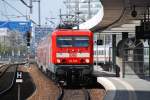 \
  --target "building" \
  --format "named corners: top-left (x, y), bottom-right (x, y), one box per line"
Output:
top-left (63, 0), bottom-right (102, 22)
top-left (0, 28), bottom-right (27, 58)
top-left (0, 28), bottom-right (9, 47)
top-left (34, 26), bottom-right (53, 44)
